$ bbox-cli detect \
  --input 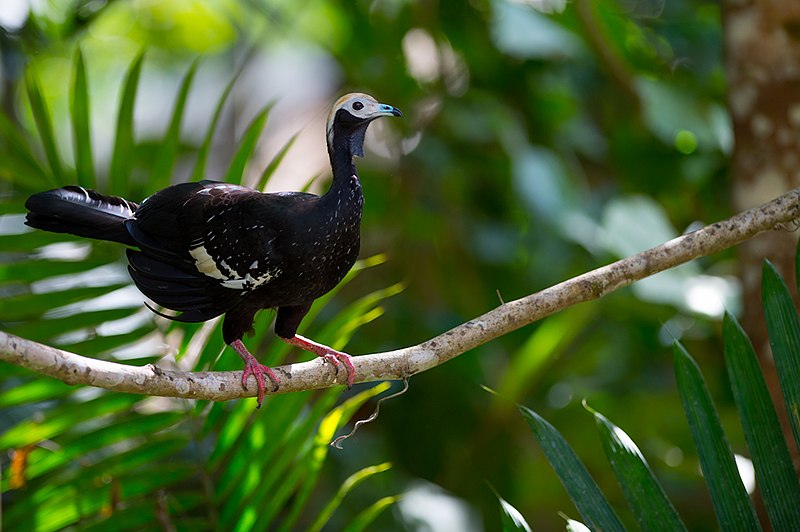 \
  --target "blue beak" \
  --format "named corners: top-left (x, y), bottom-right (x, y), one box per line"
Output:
top-left (379, 103), bottom-right (403, 117)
